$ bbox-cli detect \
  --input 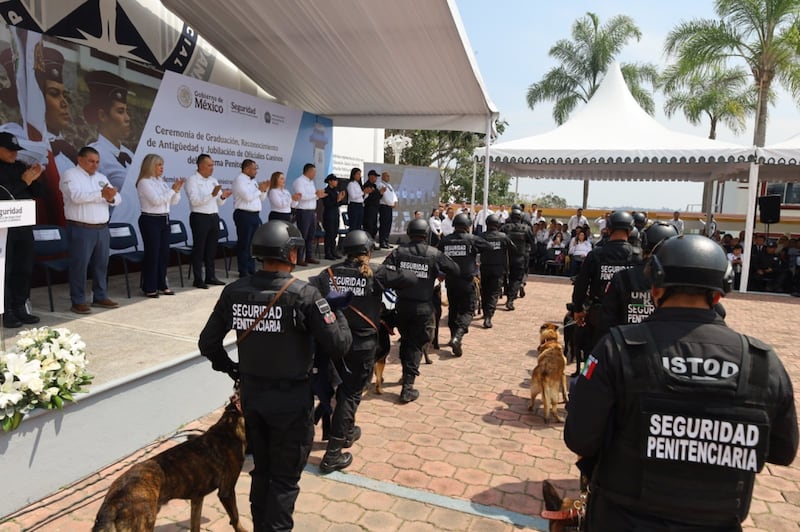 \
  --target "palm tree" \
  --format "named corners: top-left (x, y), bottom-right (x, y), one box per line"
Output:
top-left (664, 0), bottom-right (800, 146)
top-left (526, 12), bottom-right (659, 125)
top-left (662, 64), bottom-right (756, 139)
